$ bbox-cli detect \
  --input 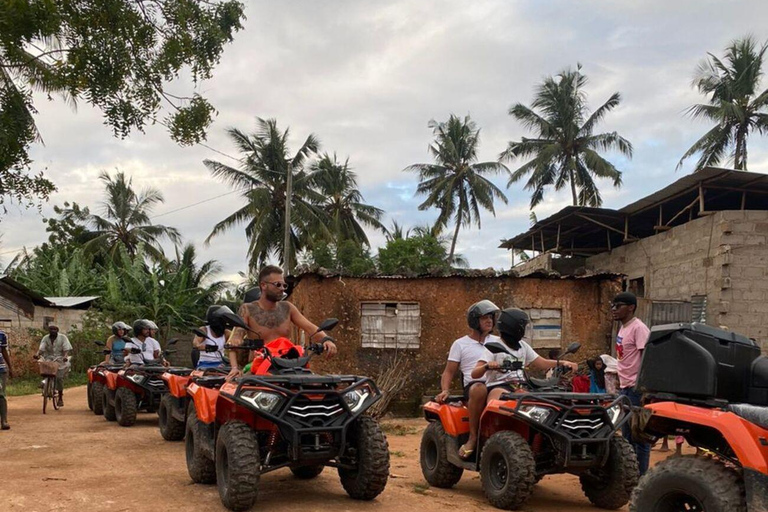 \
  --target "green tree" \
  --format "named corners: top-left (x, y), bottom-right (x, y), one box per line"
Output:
top-left (303, 239), bottom-right (376, 275)
top-left (70, 171), bottom-right (181, 262)
top-left (377, 233), bottom-right (451, 275)
top-left (405, 114), bottom-right (509, 262)
top-left (0, 0), bottom-right (245, 206)
top-left (502, 65), bottom-right (632, 208)
top-left (205, 118), bottom-right (329, 271)
top-left (7, 246), bottom-right (102, 296)
top-left (679, 36), bottom-right (768, 171)
top-left (309, 153), bottom-right (386, 246)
